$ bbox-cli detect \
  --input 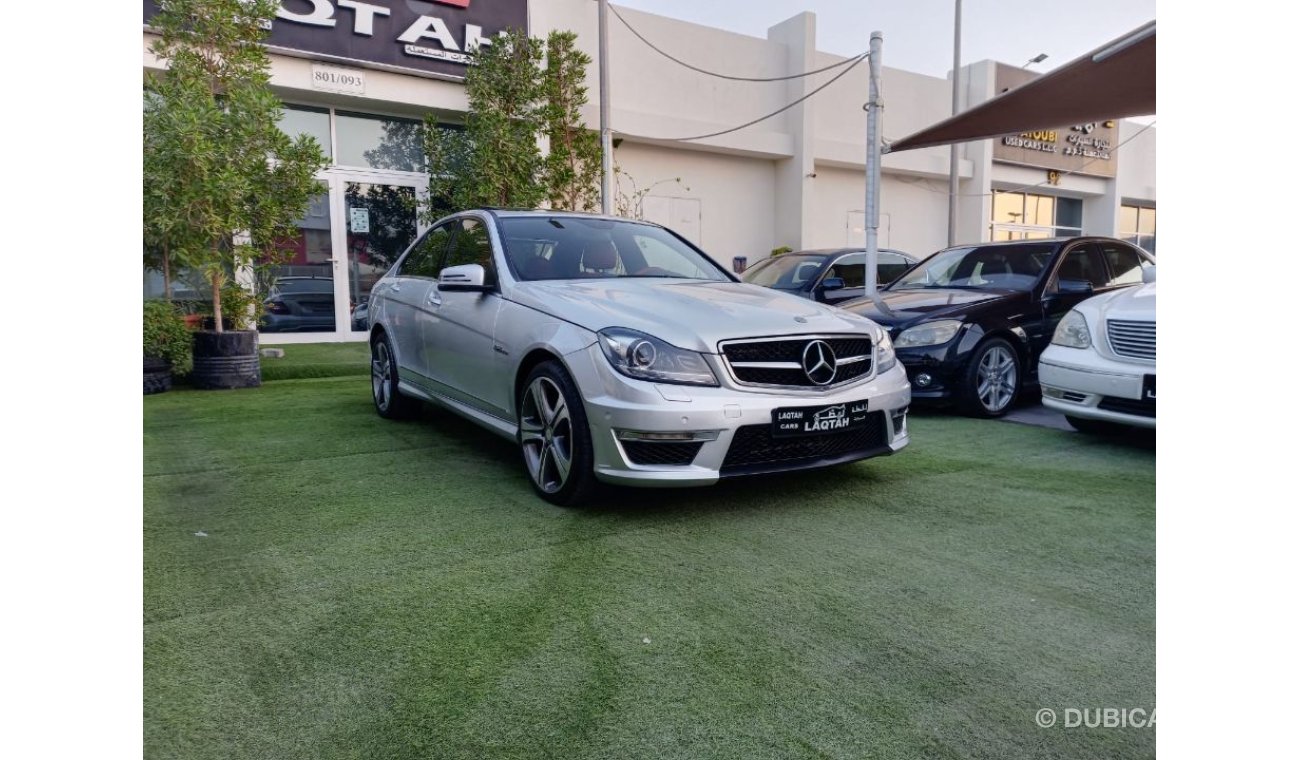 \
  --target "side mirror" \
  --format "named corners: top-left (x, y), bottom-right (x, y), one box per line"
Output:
top-left (438, 264), bottom-right (491, 292)
top-left (1056, 279), bottom-right (1094, 295)
top-left (1142, 265), bottom-right (1157, 284)
top-left (820, 276), bottom-right (846, 292)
